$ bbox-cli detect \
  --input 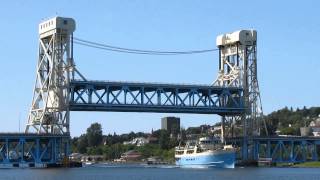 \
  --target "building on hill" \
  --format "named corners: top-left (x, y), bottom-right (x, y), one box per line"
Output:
top-left (300, 127), bottom-right (312, 136)
top-left (120, 150), bottom-right (142, 161)
top-left (147, 135), bottom-right (158, 144)
top-left (309, 115), bottom-right (320, 136)
top-left (123, 137), bottom-right (149, 146)
top-left (161, 116), bottom-right (180, 135)
top-left (69, 153), bottom-right (83, 161)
